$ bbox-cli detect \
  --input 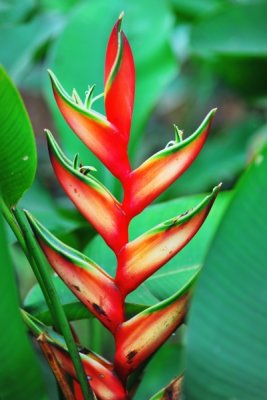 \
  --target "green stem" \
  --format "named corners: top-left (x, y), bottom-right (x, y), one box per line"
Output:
top-left (0, 198), bottom-right (27, 252)
top-left (14, 207), bottom-right (93, 400)
top-left (1, 199), bottom-right (58, 326)
top-left (11, 207), bottom-right (59, 327)
top-left (21, 309), bottom-right (43, 336)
